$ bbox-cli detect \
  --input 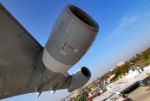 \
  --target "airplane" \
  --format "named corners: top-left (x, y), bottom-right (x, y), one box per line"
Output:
top-left (0, 3), bottom-right (99, 99)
